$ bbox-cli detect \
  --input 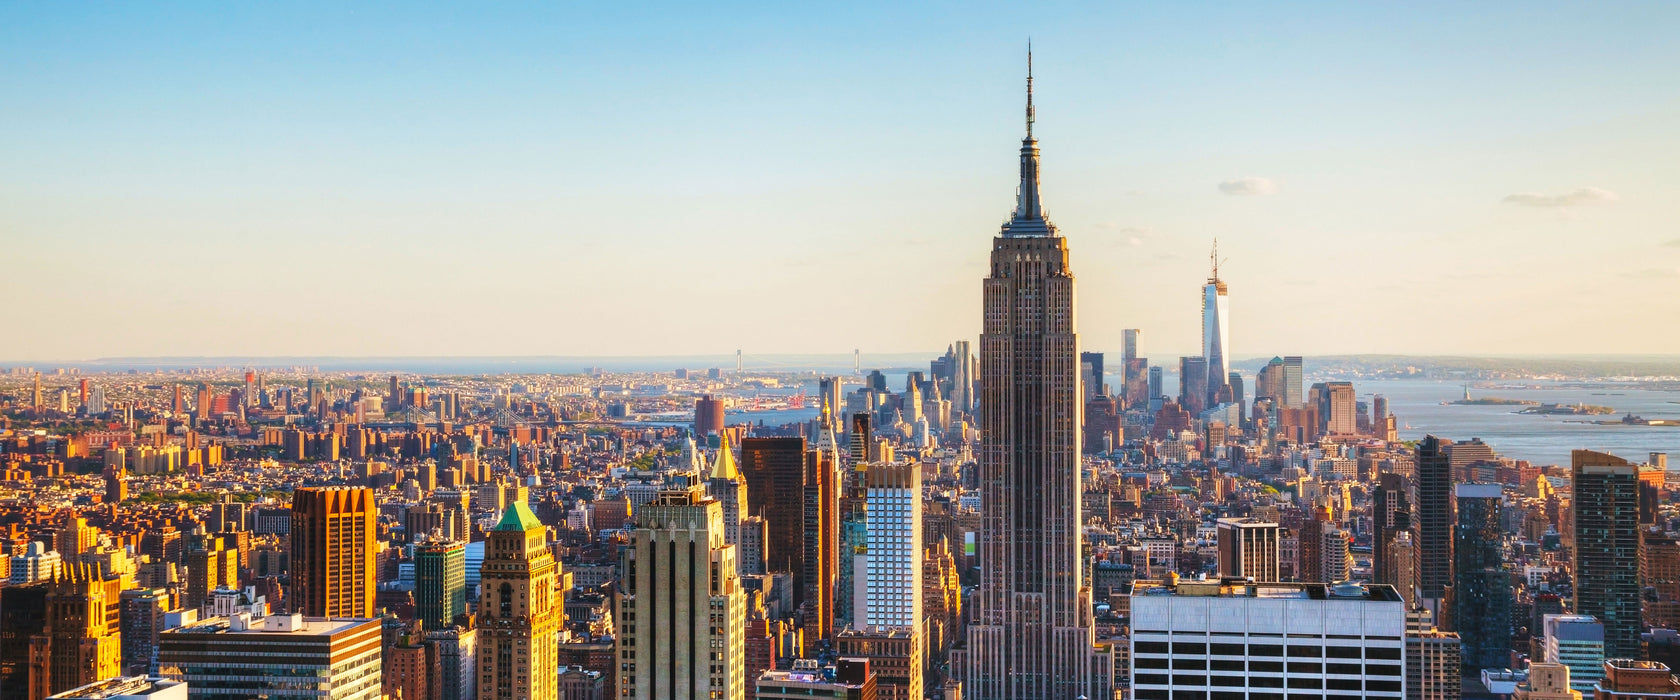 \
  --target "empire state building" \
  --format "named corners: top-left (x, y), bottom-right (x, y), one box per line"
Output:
top-left (958, 53), bottom-right (1109, 700)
